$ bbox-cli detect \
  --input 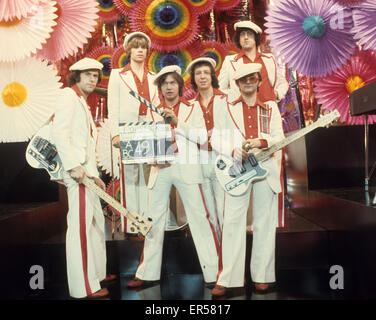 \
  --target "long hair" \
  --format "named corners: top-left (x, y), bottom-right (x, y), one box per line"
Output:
top-left (233, 27), bottom-right (261, 49)
top-left (124, 36), bottom-right (150, 58)
top-left (157, 72), bottom-right (184, 97)
top-left (67, 69), bottom-right (103, 87)
top-left (189, 61), bottom-right (219, 92)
